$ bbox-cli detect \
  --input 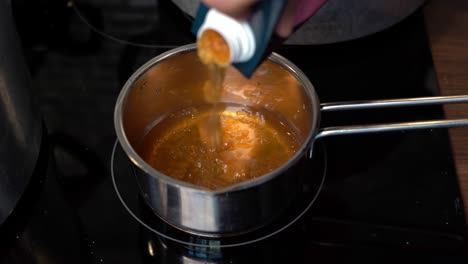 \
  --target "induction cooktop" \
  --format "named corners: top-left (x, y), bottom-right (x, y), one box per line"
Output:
top-left (1, 0), bottom-right (467, 263)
